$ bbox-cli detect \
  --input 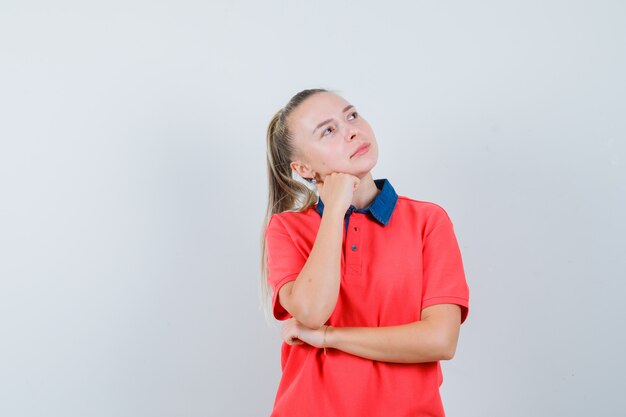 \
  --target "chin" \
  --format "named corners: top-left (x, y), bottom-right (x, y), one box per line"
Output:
top-left (351, 160), bottom-right (378, 177)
